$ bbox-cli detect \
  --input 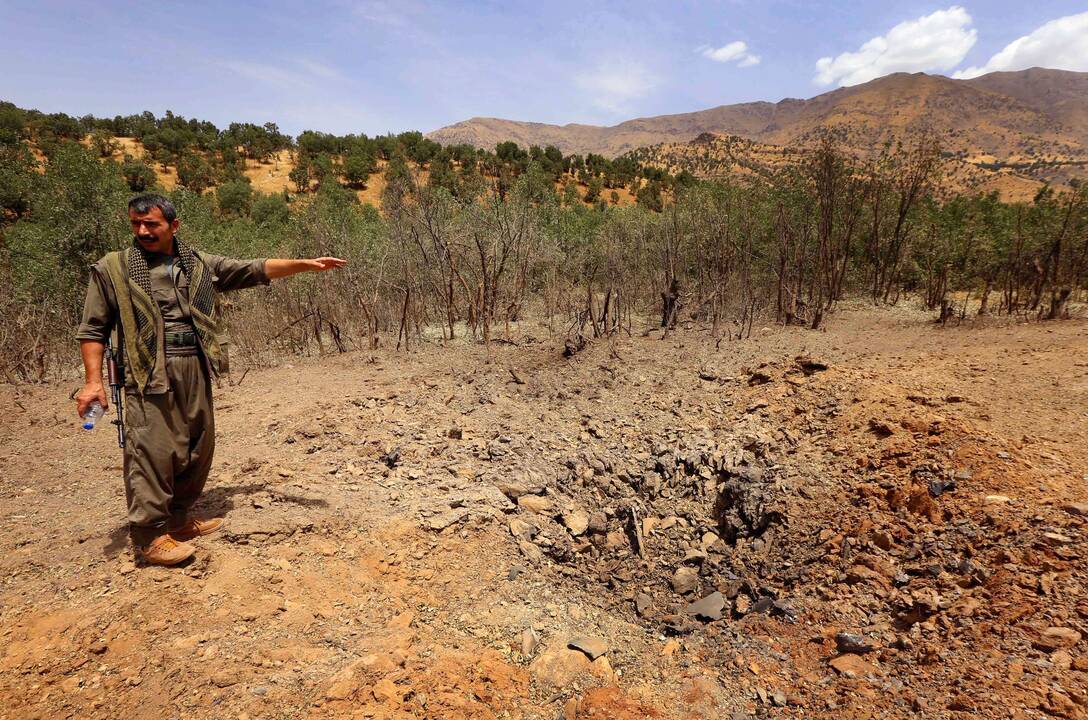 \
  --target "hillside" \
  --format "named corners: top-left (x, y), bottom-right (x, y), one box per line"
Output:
top-left (428, 69), bottom-right (1088, 189)
top-left (91, 138), bottom-right (640, 209)
top-left (626, 132), bottom-right (1055, 202)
